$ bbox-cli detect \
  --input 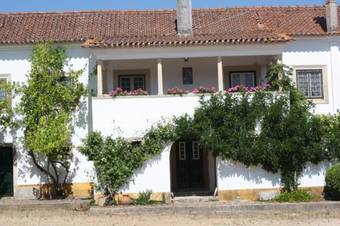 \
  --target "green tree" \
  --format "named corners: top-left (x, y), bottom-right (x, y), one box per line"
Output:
top-left (20, 43), bottom-right (86, 197)
top-left (191, 63), bottom-right (326, 192)
top-left (0, 79), bottom-right (15, 133)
